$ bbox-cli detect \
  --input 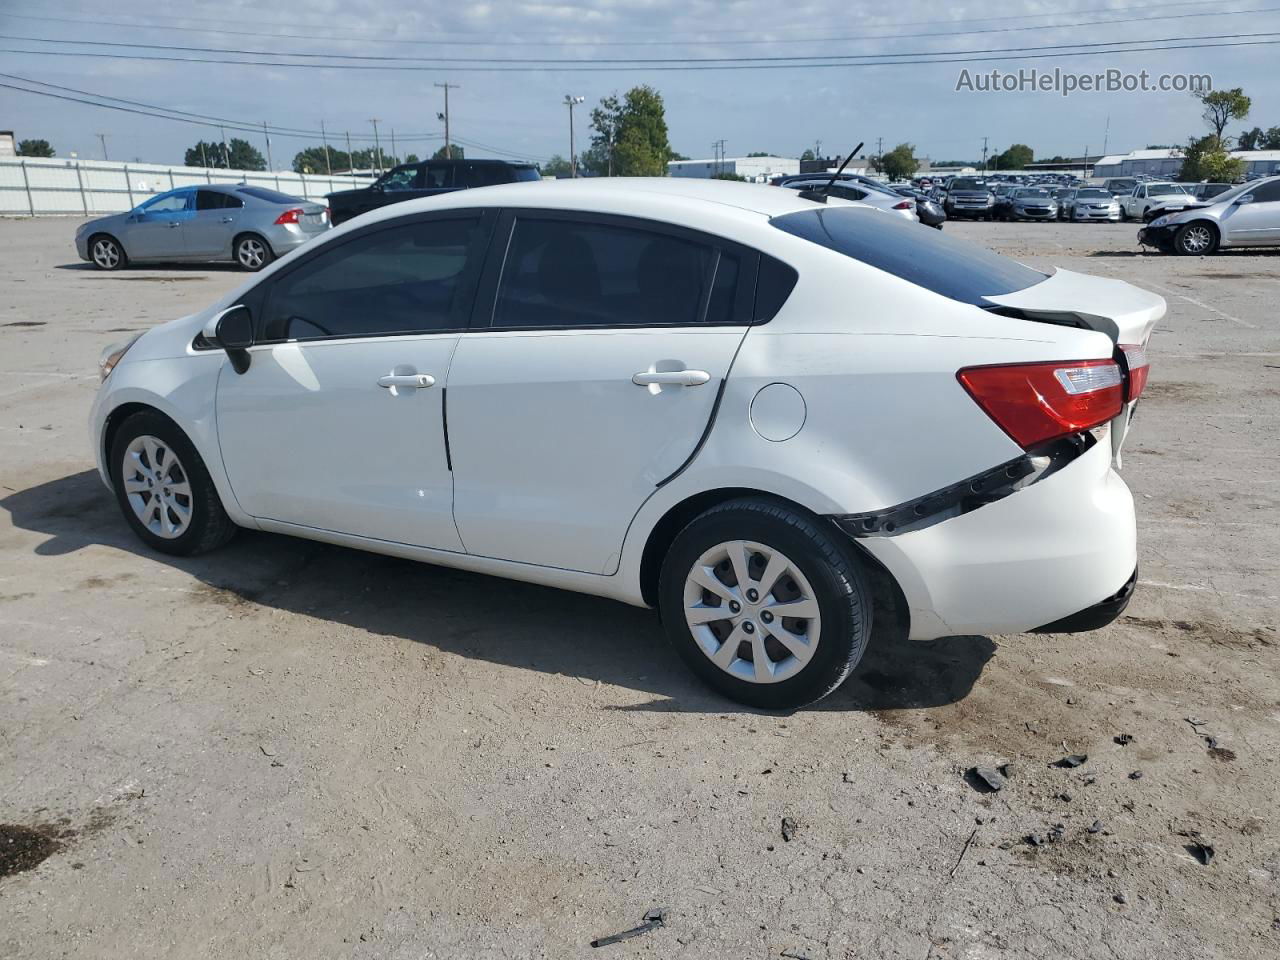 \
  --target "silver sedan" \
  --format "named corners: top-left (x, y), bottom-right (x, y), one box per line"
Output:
top-left (777, 178), bottom-right (920, 222)
top-left (75, 184), bottom-right (330, 271)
